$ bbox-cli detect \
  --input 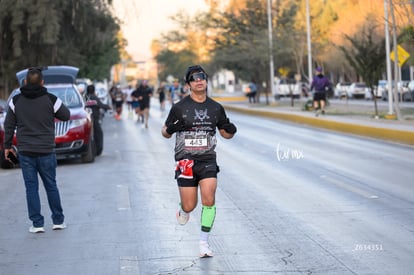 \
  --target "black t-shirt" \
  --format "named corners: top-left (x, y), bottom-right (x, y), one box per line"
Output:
top-left (133, 85), bottom-right (152, 106)
top-left (164, 95), bottom-right (229, 161)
